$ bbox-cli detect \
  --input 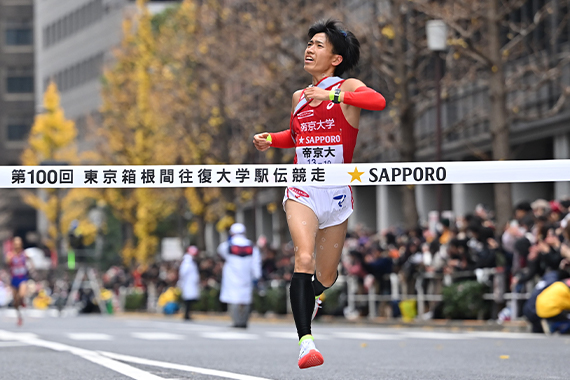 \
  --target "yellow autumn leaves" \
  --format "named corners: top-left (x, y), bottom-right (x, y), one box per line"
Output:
top-left (23, 0), bottom-right (319, 264)
top-left (21, 82), bottom-right (98, 252)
